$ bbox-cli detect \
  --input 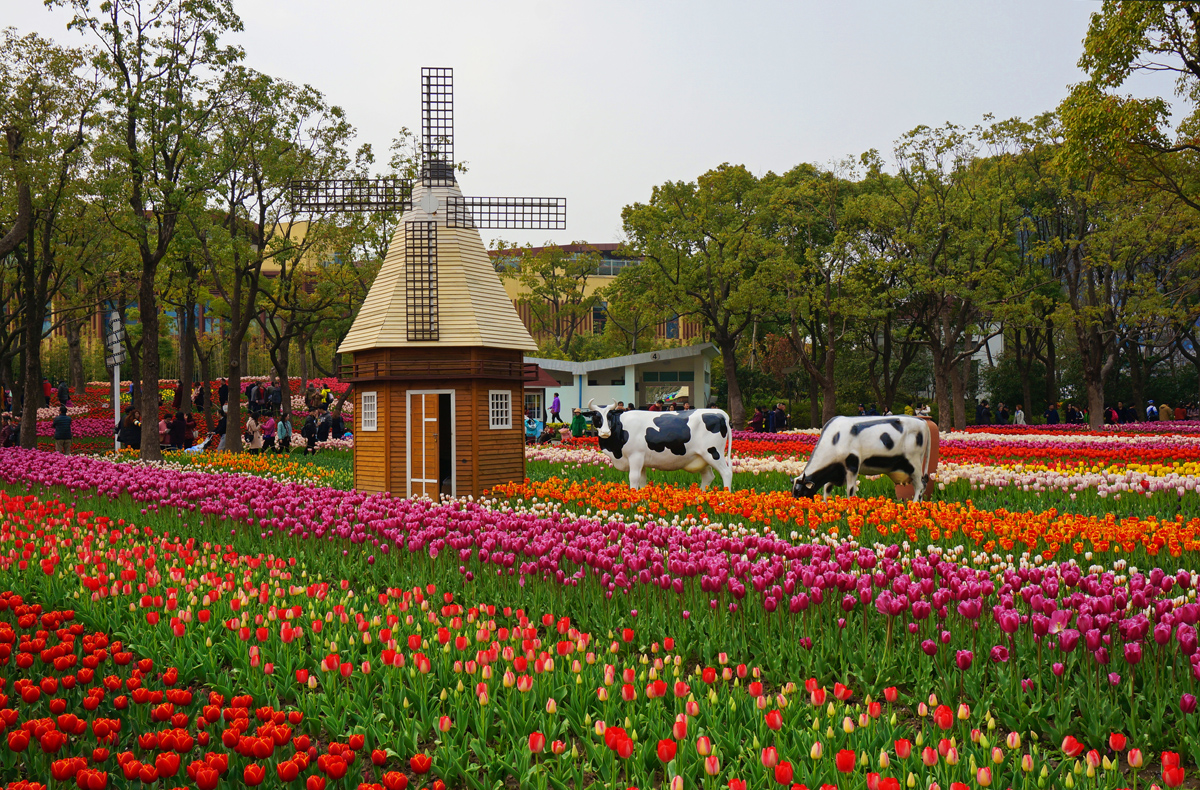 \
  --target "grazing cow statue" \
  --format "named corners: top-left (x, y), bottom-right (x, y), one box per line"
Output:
top-left (792, 415), bottom-right (932, 501)
top-left (586, 400), bottom-right (733, 490)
